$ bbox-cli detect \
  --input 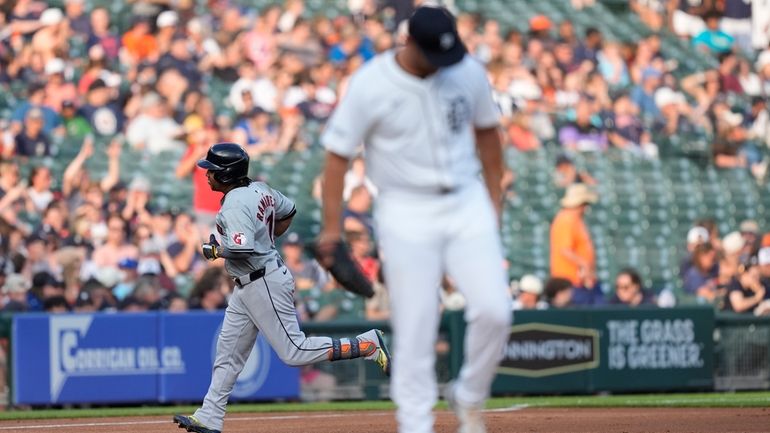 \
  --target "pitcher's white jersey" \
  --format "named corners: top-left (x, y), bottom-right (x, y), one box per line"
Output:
top-left (321, 50), bottom-right (499, 194)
